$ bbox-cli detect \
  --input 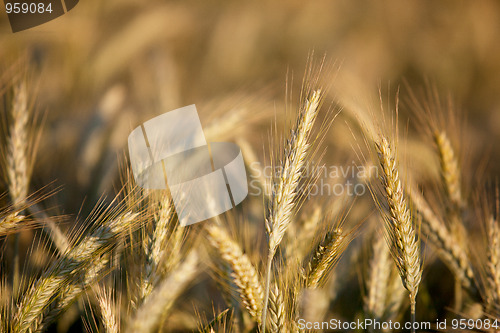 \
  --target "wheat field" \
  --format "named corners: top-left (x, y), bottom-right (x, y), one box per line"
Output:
top-left (1, 1), bottom-right (500, 332)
